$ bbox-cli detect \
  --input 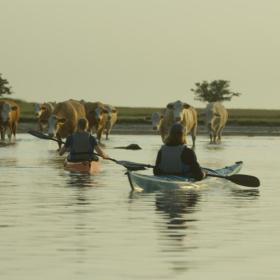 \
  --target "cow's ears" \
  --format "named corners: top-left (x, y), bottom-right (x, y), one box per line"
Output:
top-left (166, 103), bottom-right (173, 109)
top-left (11, 106), bottom-right (18, 111)
top-left (102, 109), bottom-right (109, 114)
top-left (183, 103), bottom-right (190, 109)
top-left (112, 109), bottom-right (117, 113)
